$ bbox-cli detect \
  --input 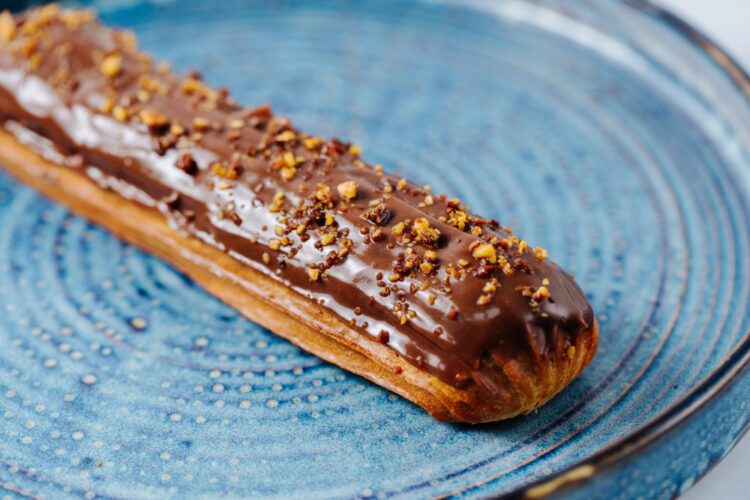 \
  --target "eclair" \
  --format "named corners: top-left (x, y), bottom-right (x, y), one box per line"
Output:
top-left (0, 5), bottom-right (597, 423)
